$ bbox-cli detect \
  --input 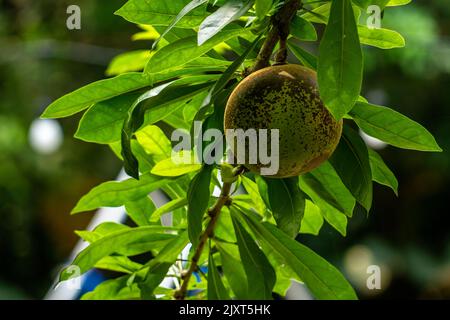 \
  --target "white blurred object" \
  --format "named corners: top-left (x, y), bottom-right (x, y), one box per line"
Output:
top-left (359, 129), bottom-right (387, 150)
top-left (29, 118), bottom-right (63, 154)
